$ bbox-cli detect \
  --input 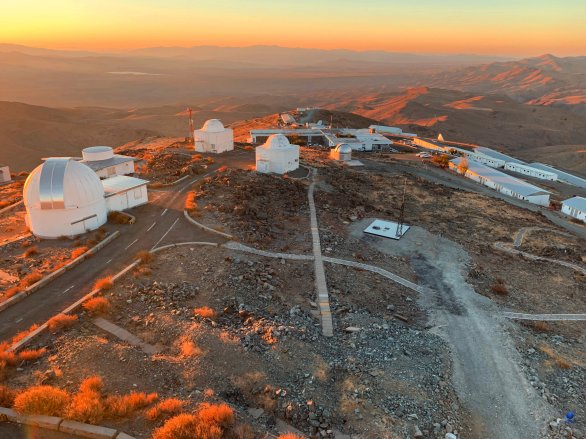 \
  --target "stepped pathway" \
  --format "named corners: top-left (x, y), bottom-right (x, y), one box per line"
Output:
top-left (307, 168), bottom-right (333, 337)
